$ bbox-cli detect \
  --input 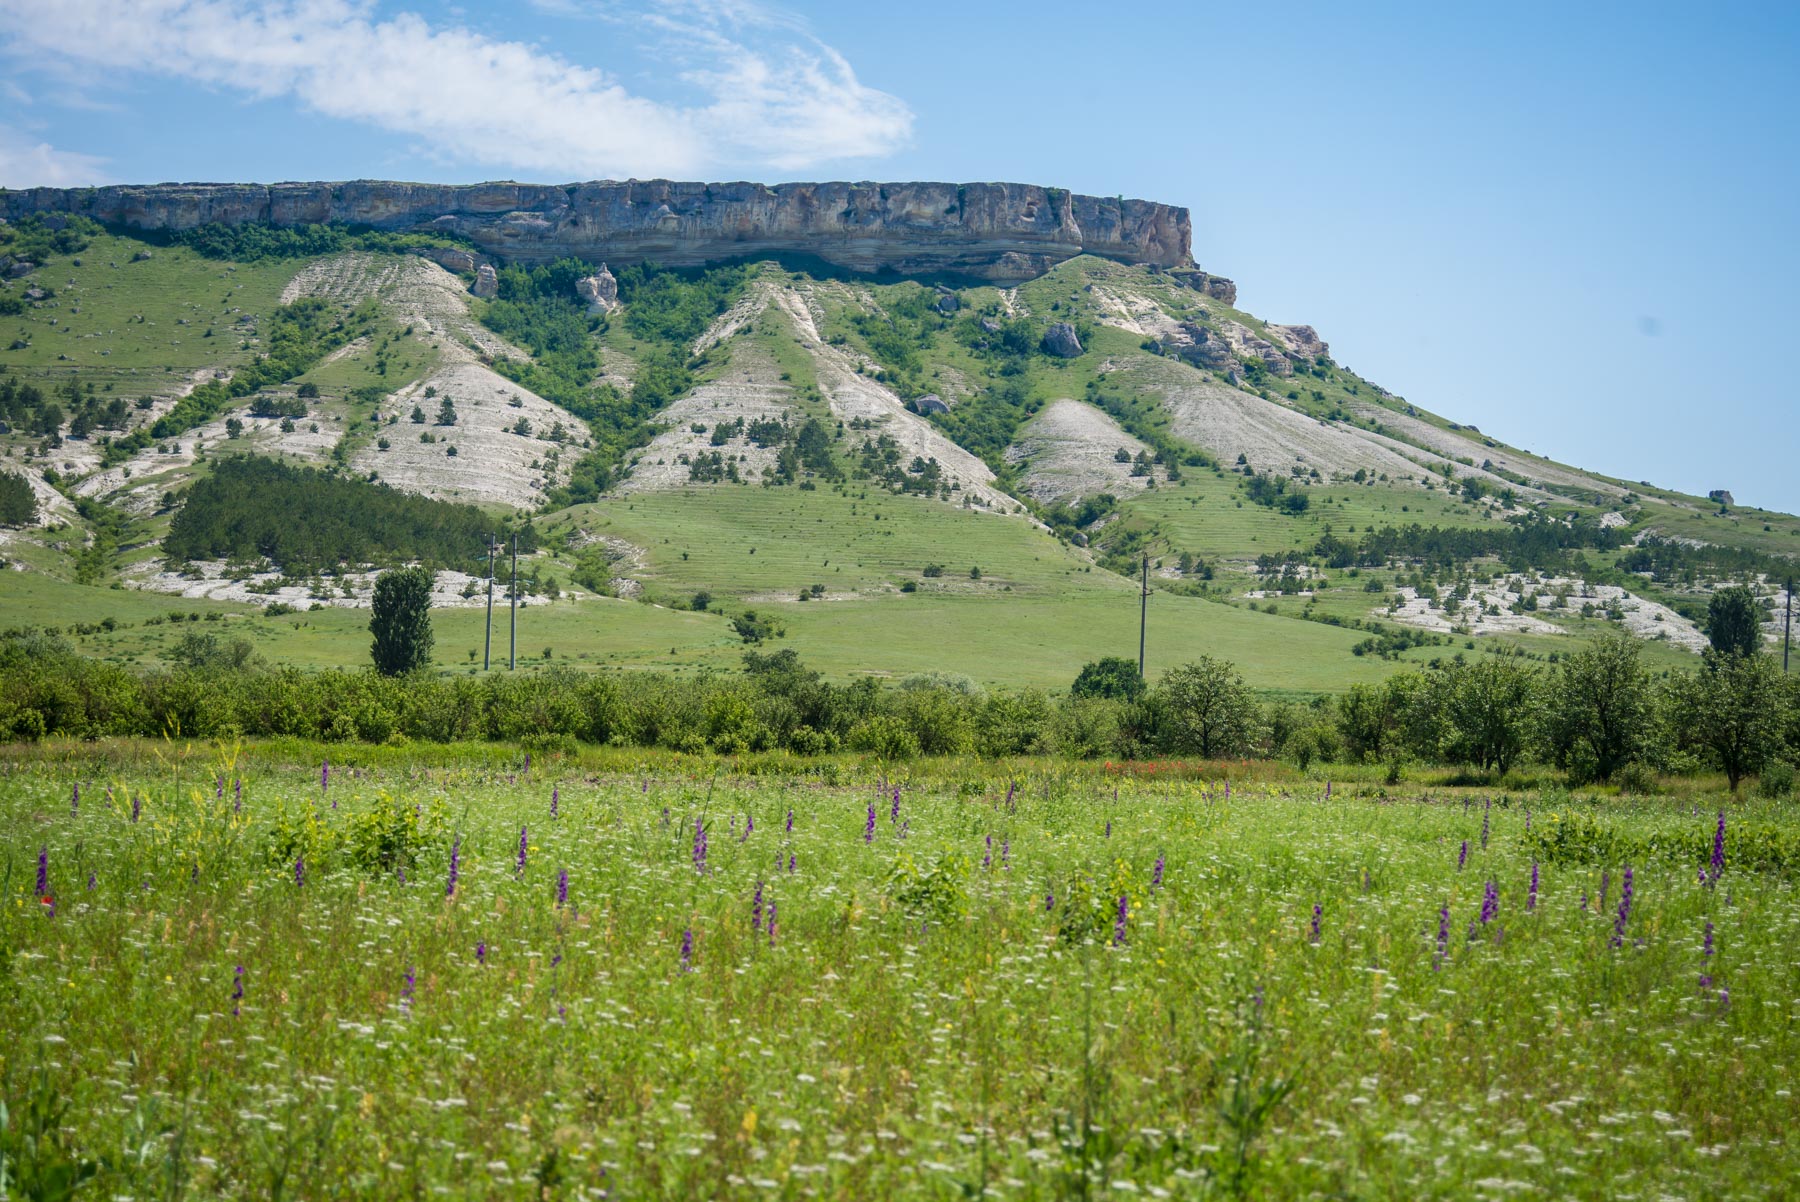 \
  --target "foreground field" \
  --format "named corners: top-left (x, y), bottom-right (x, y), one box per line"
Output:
top-left (2, 744), bottom-right (1795, 1199)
